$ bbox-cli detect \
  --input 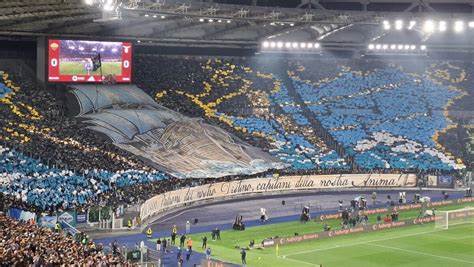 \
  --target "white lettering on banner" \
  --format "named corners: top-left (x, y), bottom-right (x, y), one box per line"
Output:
top-left (140, 174), bottom-right (417, 221)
